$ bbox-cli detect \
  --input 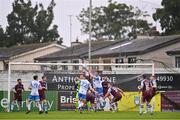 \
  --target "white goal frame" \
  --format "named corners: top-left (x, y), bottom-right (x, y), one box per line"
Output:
top-left (7, 62), bottom-right (155, 112)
